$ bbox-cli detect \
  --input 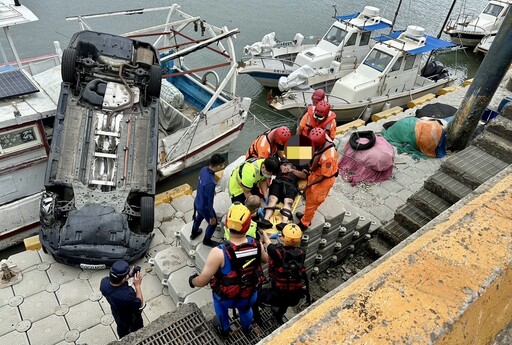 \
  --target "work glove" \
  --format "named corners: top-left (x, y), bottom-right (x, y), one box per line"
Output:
top-left (188, 273), bottom-right (198, 288)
